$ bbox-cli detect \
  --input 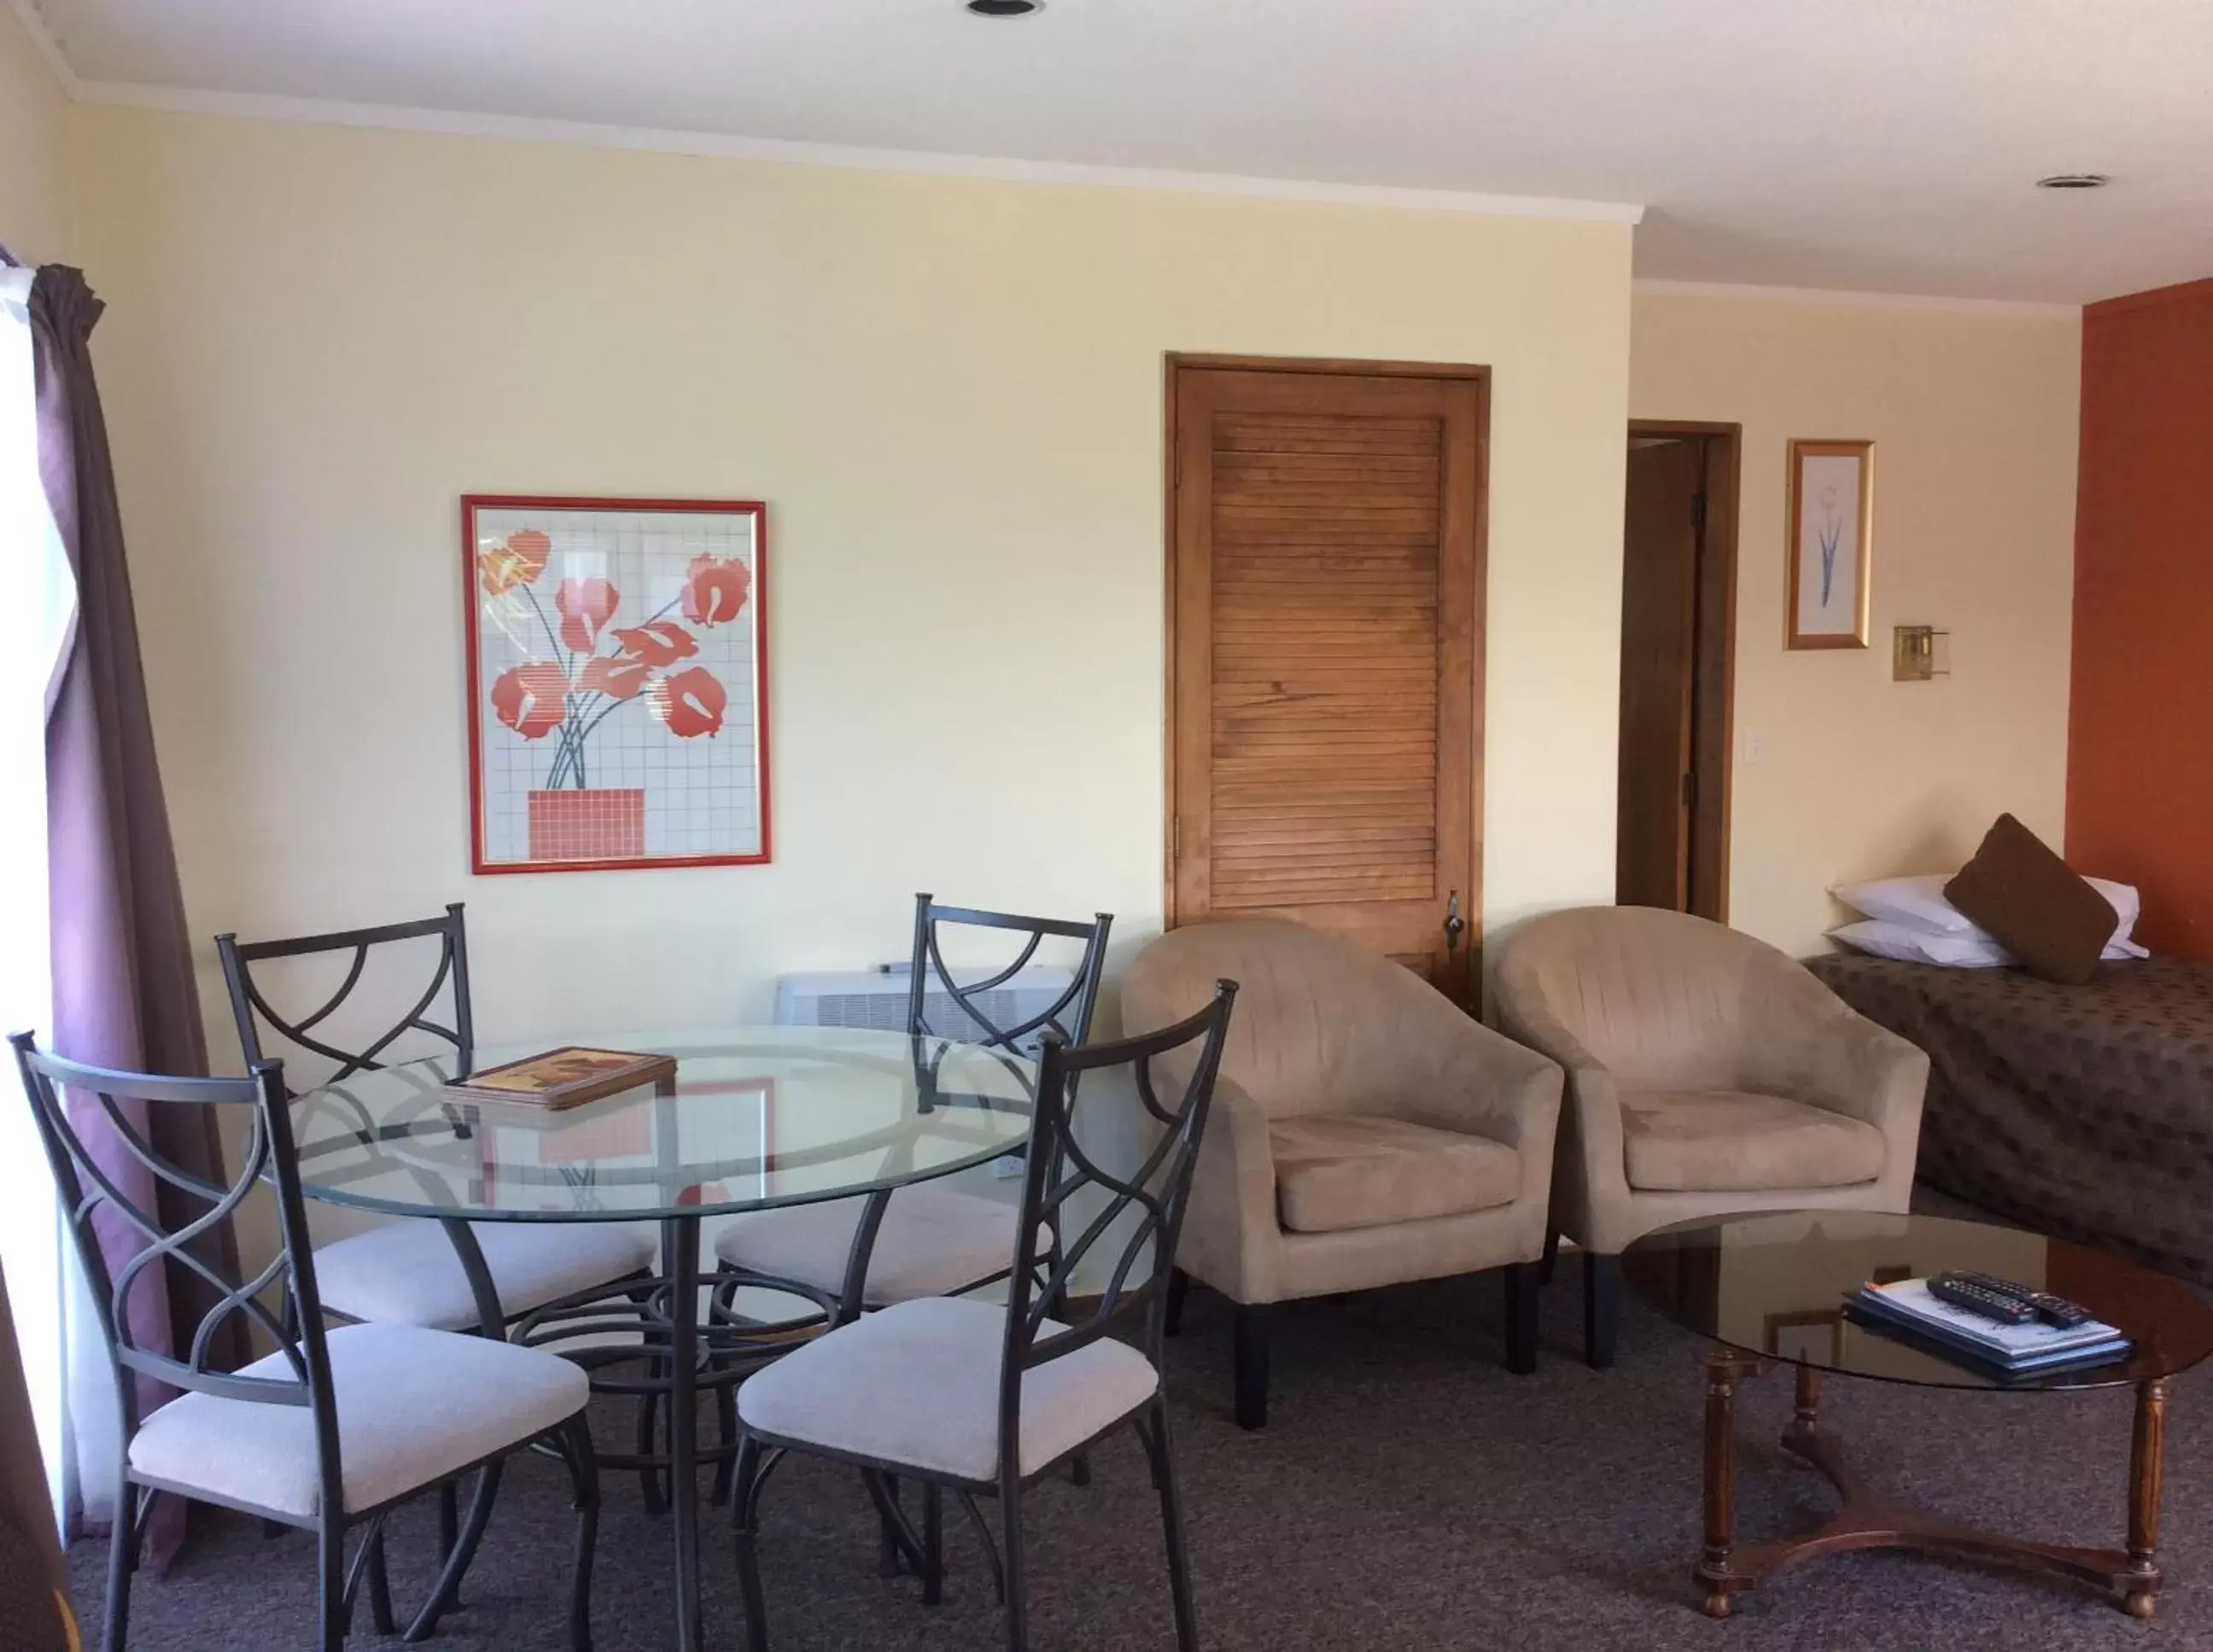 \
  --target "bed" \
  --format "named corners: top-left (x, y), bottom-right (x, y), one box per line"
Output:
top-left (1805, 951), bottom-right (2213, 1289)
